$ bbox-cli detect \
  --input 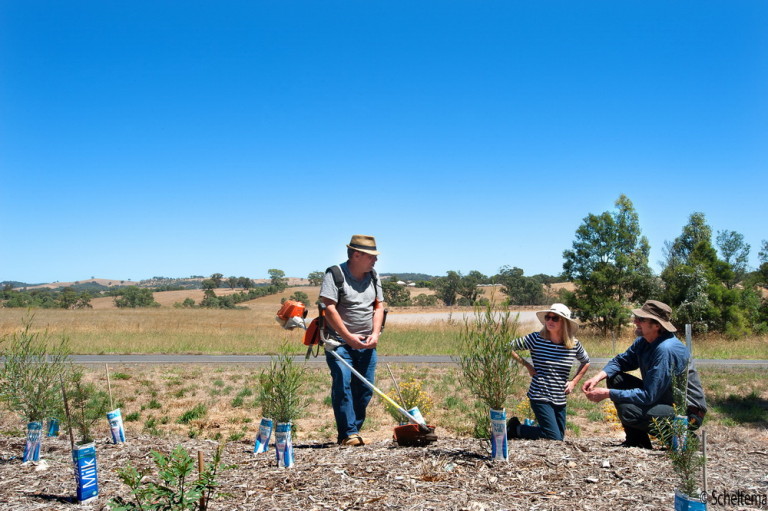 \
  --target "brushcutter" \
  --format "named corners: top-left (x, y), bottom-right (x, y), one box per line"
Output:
top-left (276, 300), bottom-right (437, 447)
